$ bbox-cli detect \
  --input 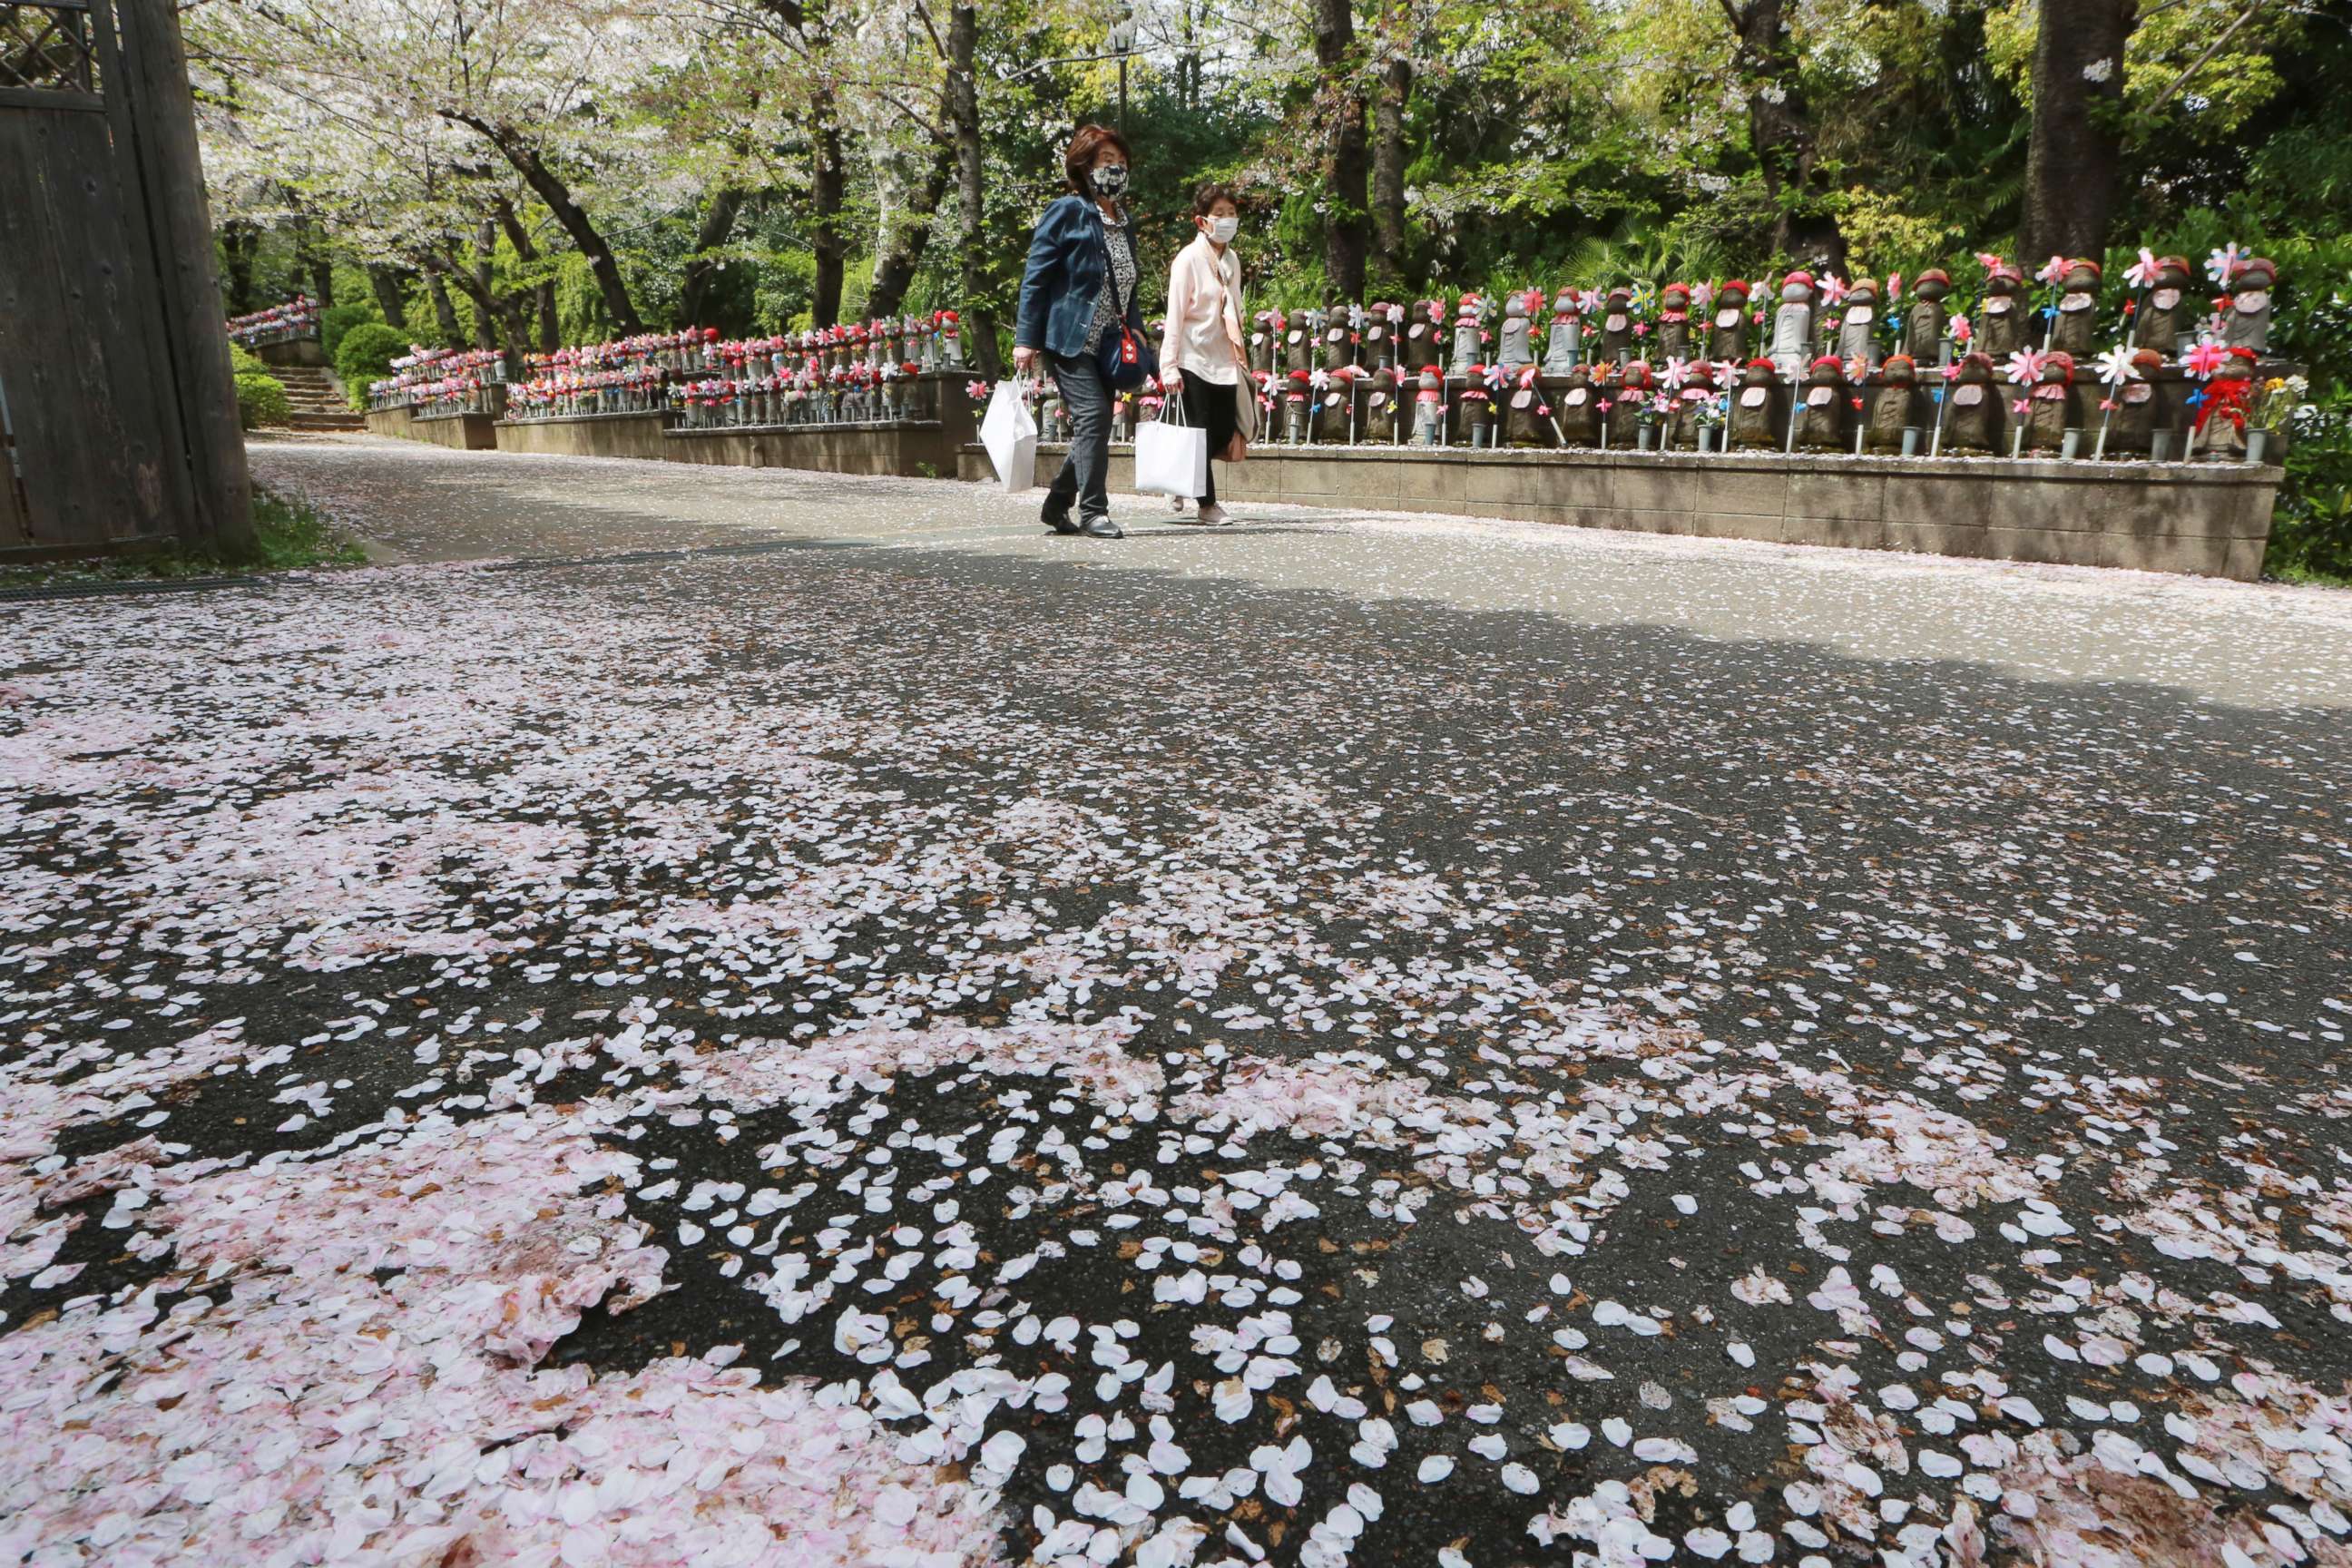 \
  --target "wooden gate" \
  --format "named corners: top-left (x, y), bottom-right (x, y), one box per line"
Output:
top-left (0, 0), bottom-right (248, 556)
